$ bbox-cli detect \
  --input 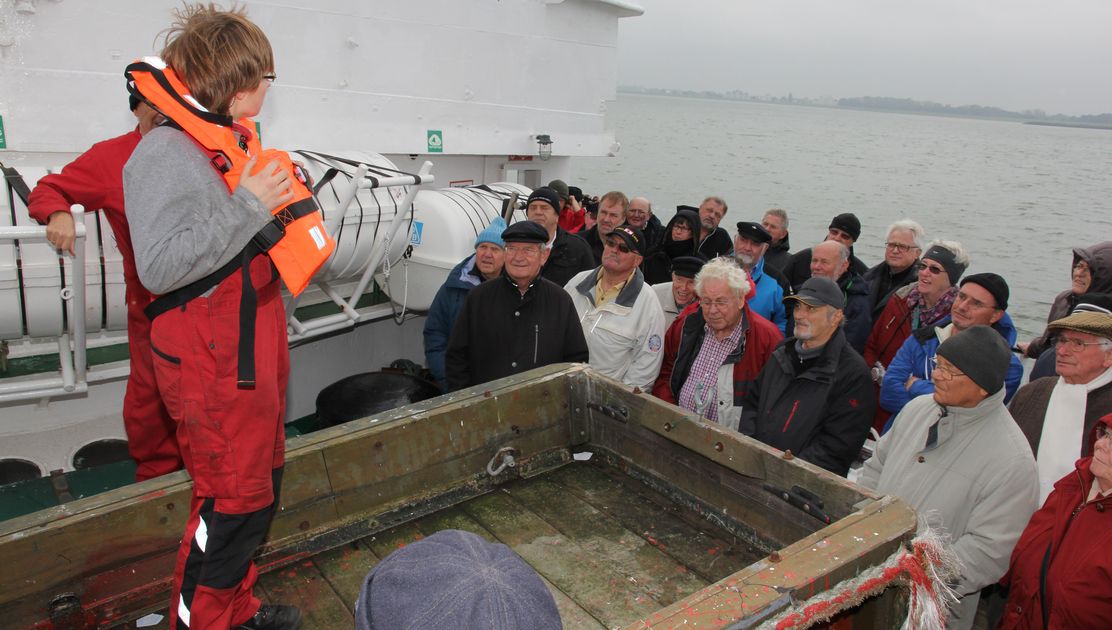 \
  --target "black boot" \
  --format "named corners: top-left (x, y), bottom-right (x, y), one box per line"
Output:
top-left (238, 604), bottom-right (303, 630)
